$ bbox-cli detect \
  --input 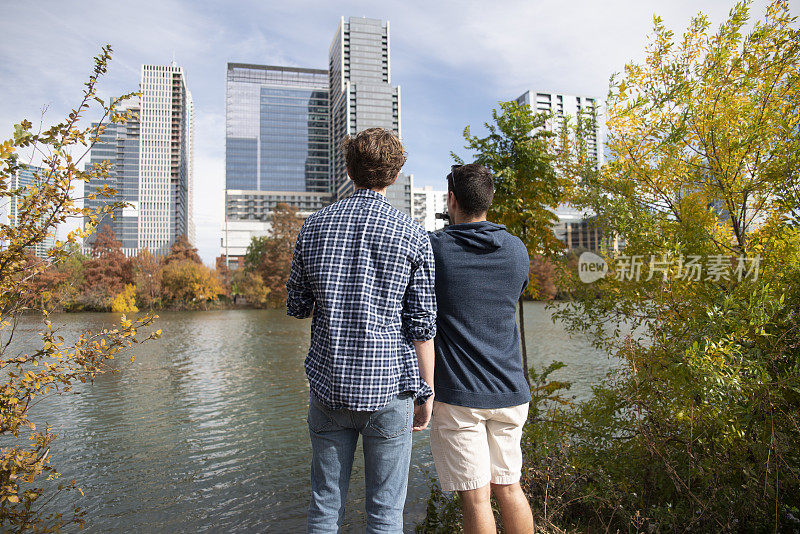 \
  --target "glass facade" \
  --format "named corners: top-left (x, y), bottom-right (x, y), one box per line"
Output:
top-left (225, 64), bottom-right (330, 203)
top-left (221, 18), bottom-right (404, 262)
top-left (85, 104), bottom-right (142, 255)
